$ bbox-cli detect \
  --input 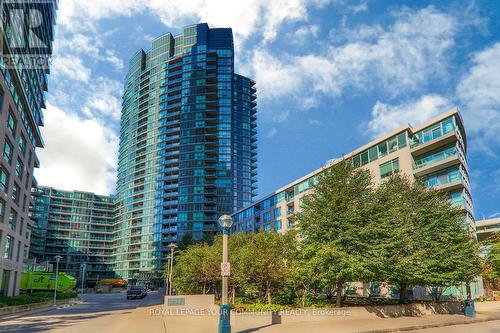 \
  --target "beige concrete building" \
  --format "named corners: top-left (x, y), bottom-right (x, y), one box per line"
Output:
top-left (231, 108), bottom-right (481, 298)
top-left (232, 108), bottom-right (474, 234)
top-left (476, 217), bottom-right (500, 242)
